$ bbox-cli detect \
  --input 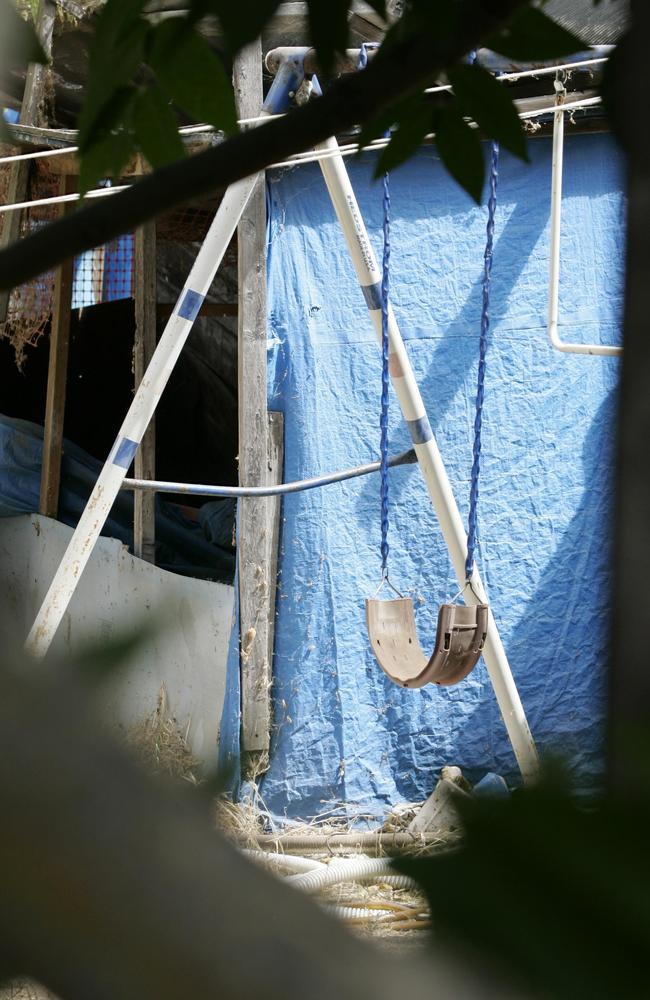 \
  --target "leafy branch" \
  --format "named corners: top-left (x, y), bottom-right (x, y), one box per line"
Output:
top-left (0, 0), bottom-right (591, 289)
